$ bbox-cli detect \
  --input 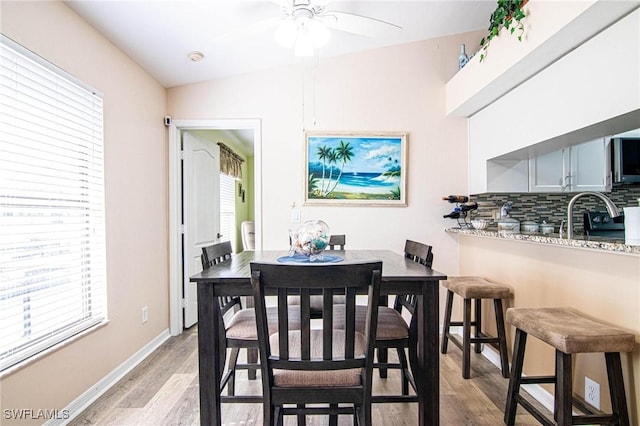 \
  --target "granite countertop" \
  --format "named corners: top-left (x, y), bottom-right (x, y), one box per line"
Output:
top-left (446, 227), bottom-right (640, 255)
